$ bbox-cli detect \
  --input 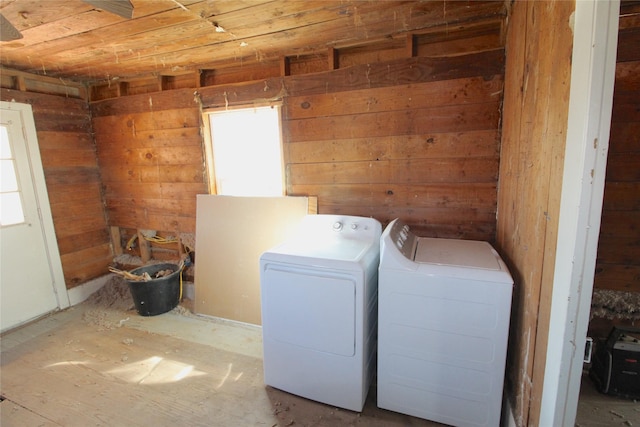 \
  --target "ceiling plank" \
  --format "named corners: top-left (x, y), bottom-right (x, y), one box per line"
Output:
top-left (64, 2), bottom-right (504, 80)
top-left (0, 0), bottom-right (506, 83)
